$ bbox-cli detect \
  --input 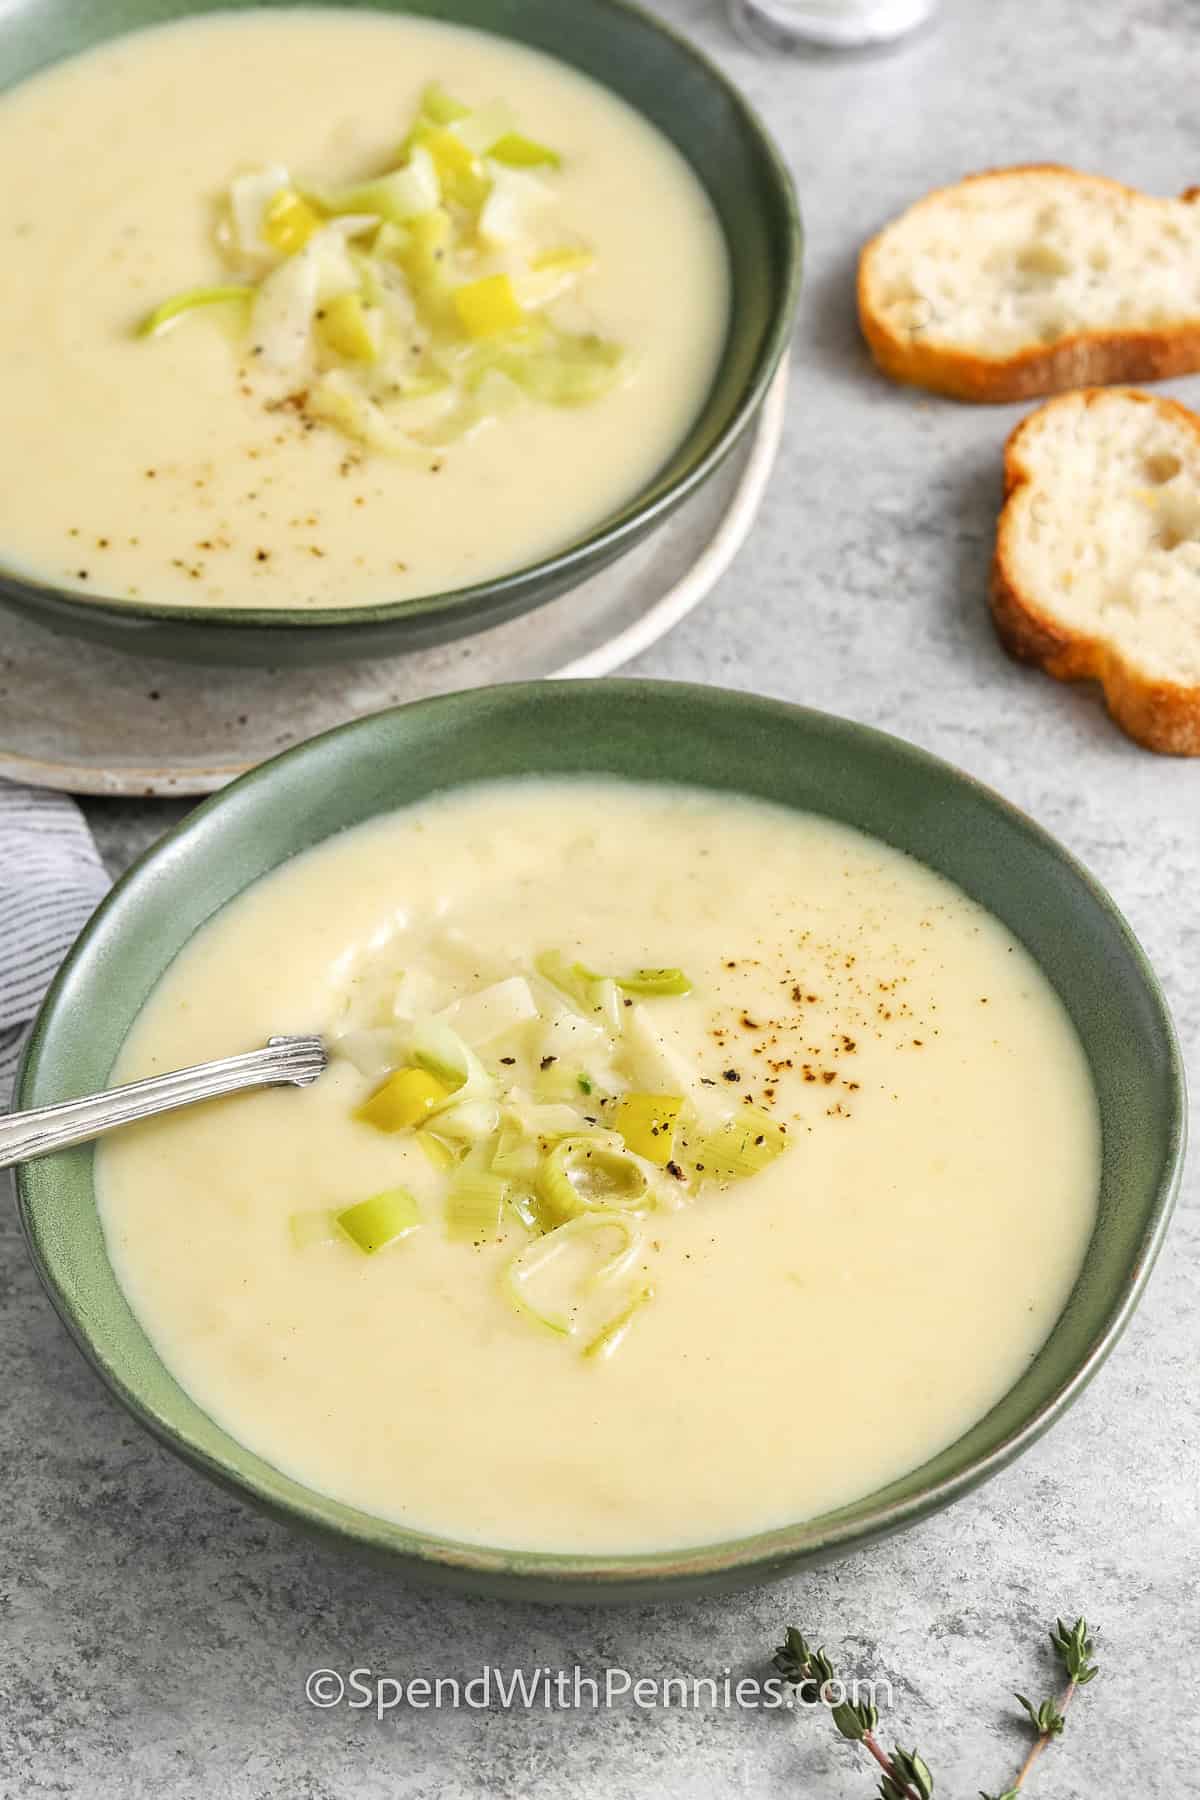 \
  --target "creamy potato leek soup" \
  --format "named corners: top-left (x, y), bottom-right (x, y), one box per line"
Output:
top-left (0, 11), bottom-right (728, 609)
top-left (96, 780), bottom-right (1101, 1555)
